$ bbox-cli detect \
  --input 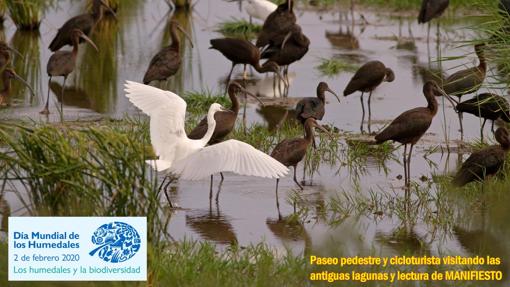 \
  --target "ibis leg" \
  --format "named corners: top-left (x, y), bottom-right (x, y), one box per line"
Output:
top-left (407, 144), bottom-right (414, 188)
top-left (360, 92), bottom-right (365, 133)
top-left (209, 175), bottom-right (214, 201)
top-left (162, 176), bottom-right (175, 208)
top-left (220, 172), bottom-right (224, 181)
top-left (491, 121), bottom-right (495, 133)
top-left (458, 112), bottom-right (464, 139)
top-left (368, 91), bottom-right (372, 133)
top-left (481, 119), bottom-right (487, 142)
top-left (226, 63), bottom-right (235, 93)
top-left (403, 144), bottom-right (408, 187)
top-left (41, 77), bottom-right (52, 115)
top-left (60, 76), bottom-right (67, 122)
top-left (294, 165), bottom-right (303, 190)
top-left (243, 64), bottom-right (248, 80)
